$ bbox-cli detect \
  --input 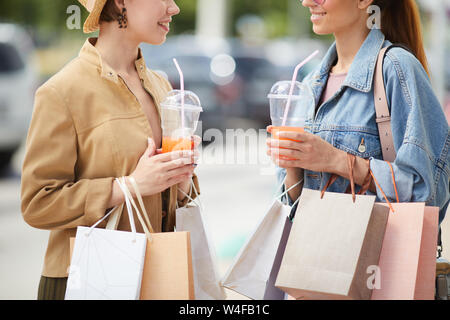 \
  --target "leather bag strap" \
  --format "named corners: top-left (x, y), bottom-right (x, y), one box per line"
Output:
top-left (373, 46), bottom-right (396, 162)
